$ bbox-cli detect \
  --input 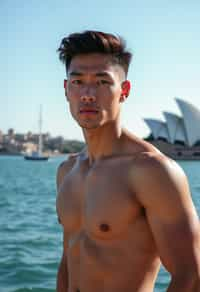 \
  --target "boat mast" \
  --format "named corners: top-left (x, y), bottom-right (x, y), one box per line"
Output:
top-left (38, 105), bottom-right (43, 156)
